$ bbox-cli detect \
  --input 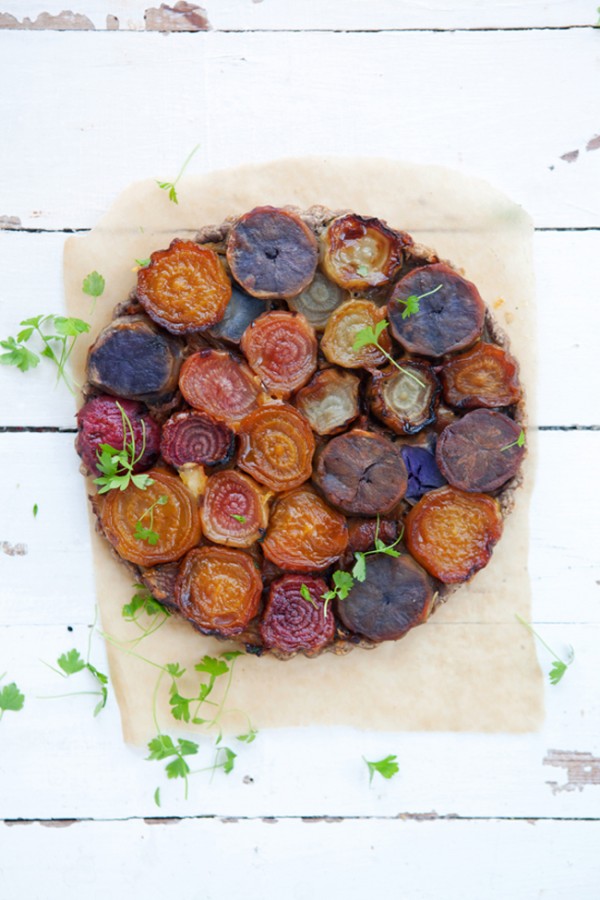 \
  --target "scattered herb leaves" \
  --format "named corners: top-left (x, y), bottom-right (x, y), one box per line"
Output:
top-left (353, 320), bottom-right (425, 388)
top-left (82, 271), bottom-right (105, 300)
top-left (157, 143), bottom-right (201, 204)
top-left (0, 315), bottom-right (90, 392)
top-left (32, 503), bottom-right (38, 518)
top-left (501, 429), bottom-right (526, 452)
top-left (515, 614), bottom-right (574, 685)
top-left (363, 754), bottom-right (399, 784)
top-left (135, 258), bottom-right (151, 269)
top-left (94, 403), bottom-right (155, 494)
top-left (352, 521), bottom-right (404, 583)
top-left (321, 569), bottom-right (354, 618)
top-left (396, 283), bottom-right (443, 319)
top-left (0, 675), bottom-right (25, 721)
top-left (134, 494), bottom-right (168, 546)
